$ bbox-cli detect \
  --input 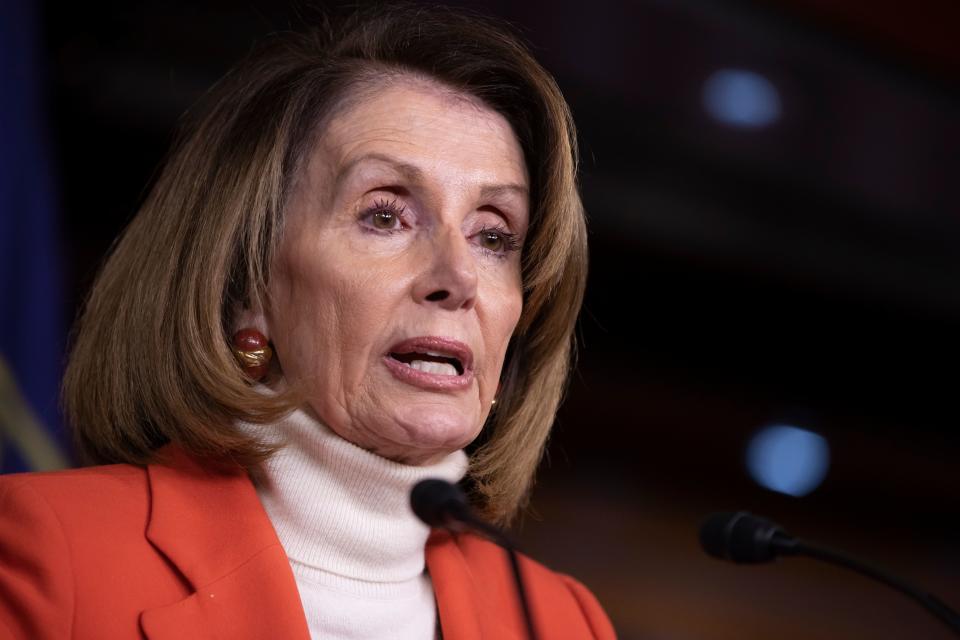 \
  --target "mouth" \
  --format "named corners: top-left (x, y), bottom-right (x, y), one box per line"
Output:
top-left (389, 351), bottom-right (464, 376)
top-left (384, 336), bottom-right (474, 391)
